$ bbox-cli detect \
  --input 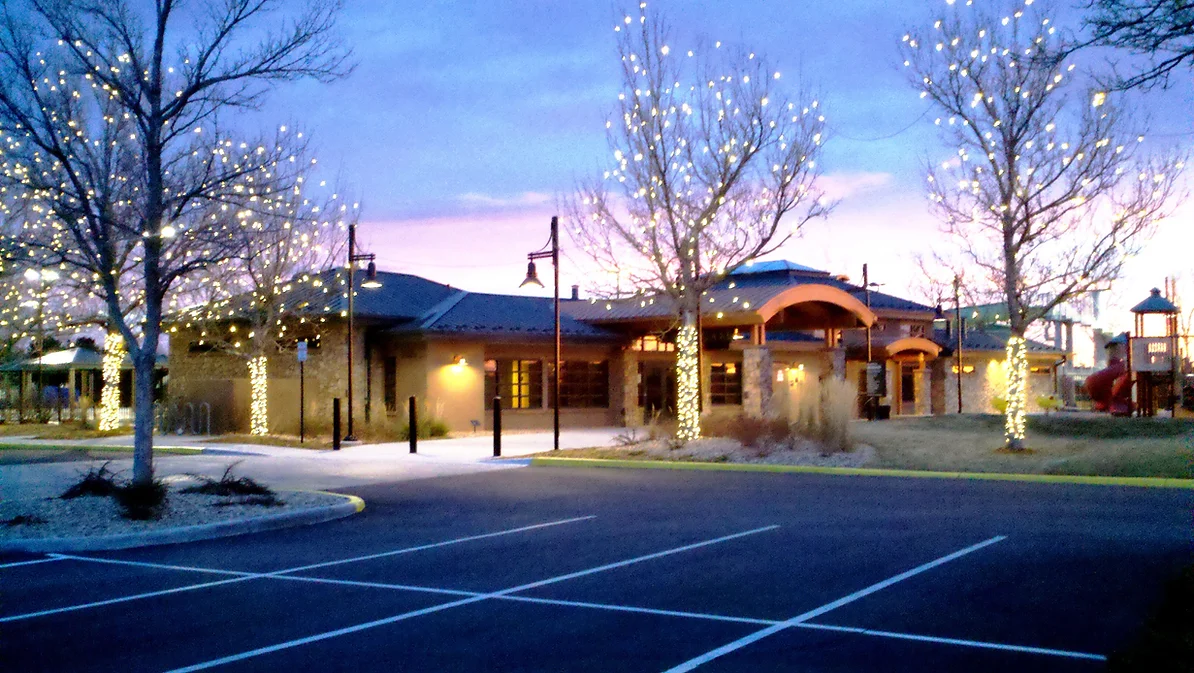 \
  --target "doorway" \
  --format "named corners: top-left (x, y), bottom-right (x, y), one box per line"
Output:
top-left (638, 361), bottom-right (676, 420)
